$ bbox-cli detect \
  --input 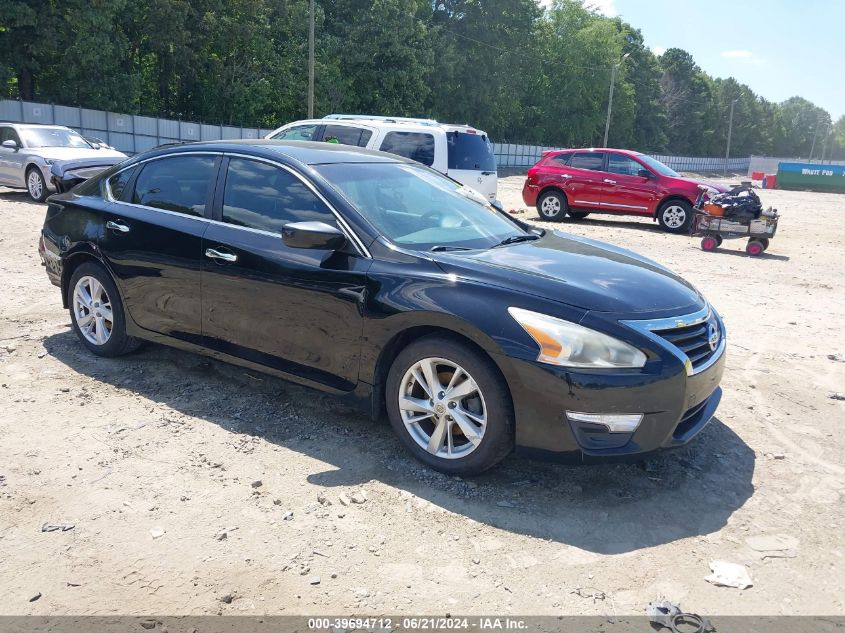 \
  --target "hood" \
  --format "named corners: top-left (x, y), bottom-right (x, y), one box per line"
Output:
top-left (50, 156), bottom-right (127, 178)
top-left (670, 175), bottom-right (729, 194)
top-left (431, 231), bottom-right (705, 315)
top-left (28, 147), bottom-right (127, 162)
